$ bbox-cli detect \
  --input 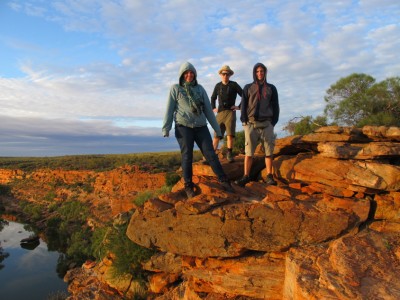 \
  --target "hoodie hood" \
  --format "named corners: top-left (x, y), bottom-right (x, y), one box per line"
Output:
top-left (252, 62), bottom-right (267, 83)
top-left (179, 61), bottom-right (198, 86)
